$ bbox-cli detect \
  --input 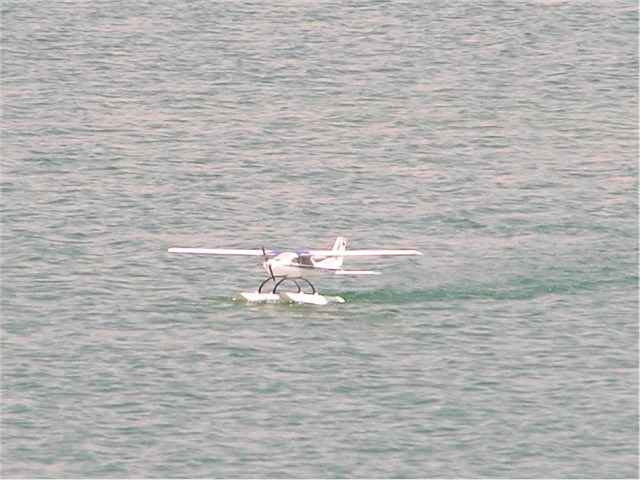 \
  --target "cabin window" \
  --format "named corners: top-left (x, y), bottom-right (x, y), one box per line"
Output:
top-left (297, 255), bottom-right (314, 266)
